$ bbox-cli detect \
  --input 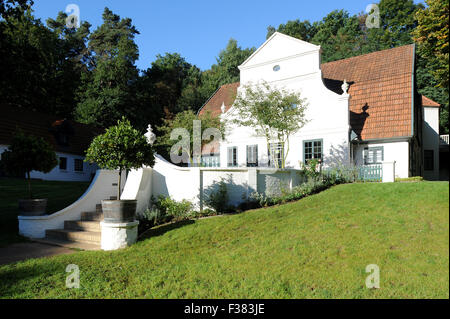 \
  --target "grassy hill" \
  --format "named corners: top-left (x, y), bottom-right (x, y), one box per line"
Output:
top-left (0, 182), bottom-right (448, 298)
